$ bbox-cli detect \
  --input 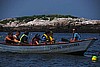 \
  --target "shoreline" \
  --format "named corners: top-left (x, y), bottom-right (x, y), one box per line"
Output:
top-left (0, 26), bottom-right (100, 33)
